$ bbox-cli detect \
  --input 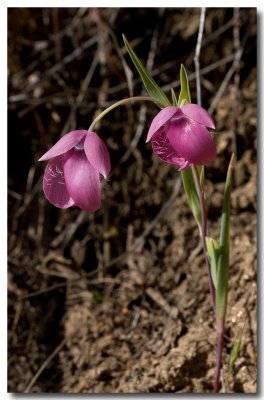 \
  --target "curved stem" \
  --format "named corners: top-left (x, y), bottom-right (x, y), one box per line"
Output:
top-left (88, 96), bottom-right (167, 131)
top-left (193, 165), bottom-right (215, 313)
